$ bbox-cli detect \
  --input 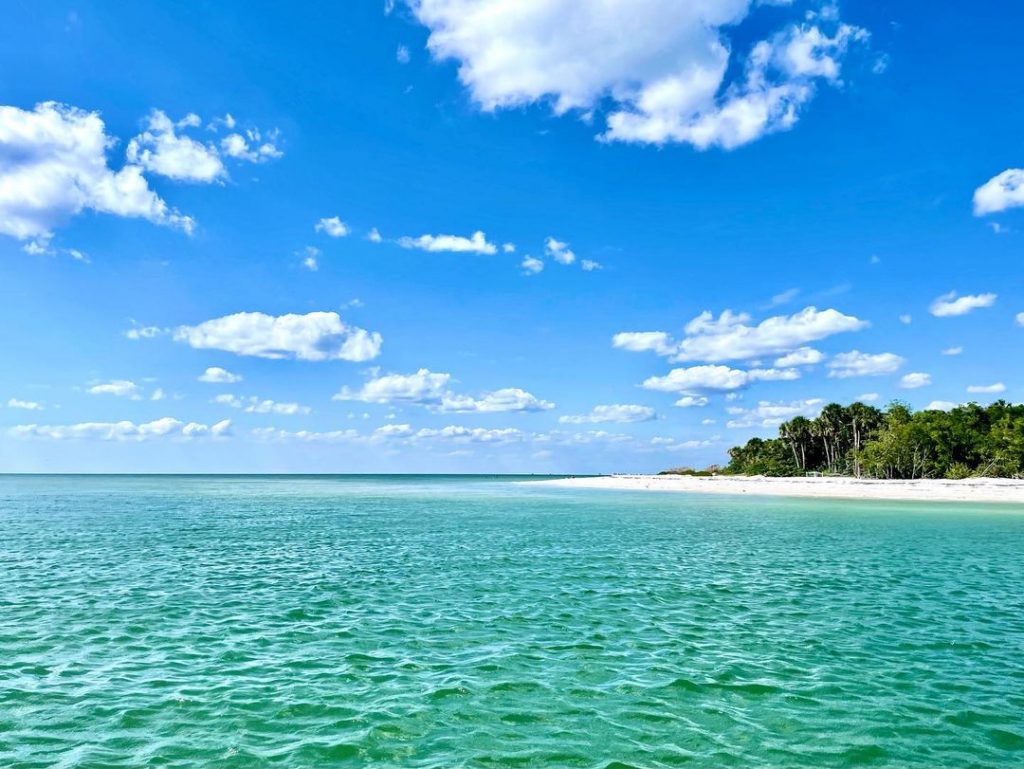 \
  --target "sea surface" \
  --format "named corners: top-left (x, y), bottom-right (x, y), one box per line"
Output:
top-left (2, 474), bottom-right (1024, 768)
